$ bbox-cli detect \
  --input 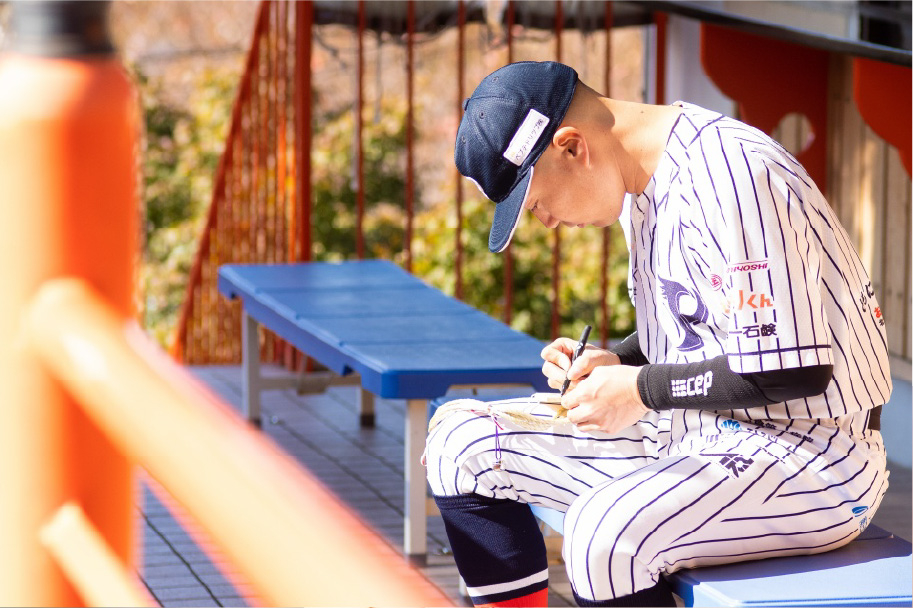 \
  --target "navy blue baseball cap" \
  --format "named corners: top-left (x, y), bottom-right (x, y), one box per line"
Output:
top-left (455, 61), bottom-right (578, 253)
